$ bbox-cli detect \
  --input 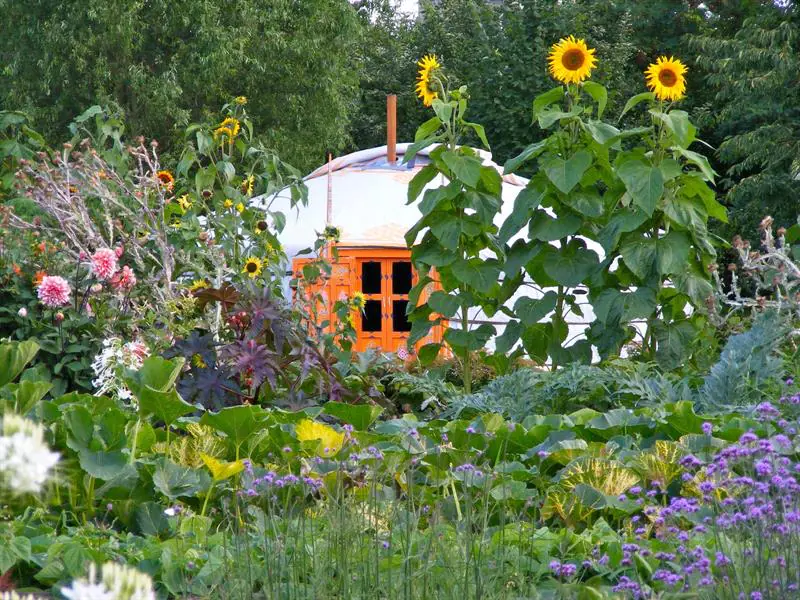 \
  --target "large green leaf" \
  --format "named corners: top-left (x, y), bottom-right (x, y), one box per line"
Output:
top-left (408, 163), bottom-right (438, 204)
top-left (620, 231), bottom-right (690, 279)
top-left (495, 320), bottom-right (521, 354)
top-left (444, 323), bottom-right (495, 352)
top-left (138, 386), bottom-right (195, 429)
top-left (542, 150), bottom-right (592, 194)
top-left (0, 340), bottom-right (39, 387)
top-left (528, 211), bottom-right (582, 242)
top-left (322, 402), bottom-right (383, 430)
top-left (593, 287), bottom-right (657, 324)
top-left (597, 208), bottom-right (648, 253)
top-left (1, 380), bottom-right (51, 415)
top-left (663, 196), bottom-right (707, 231)
top-left (582, 82), bottom-right (608, 118)
top-left (514, 291), bottom-right (557, 326)
top-left (542, 243), bottom-right (599, 287)
top-left (427, 291), bottom-right (460, 318)
top-left (200, 405), bottom-right (270, 450)
top-left (504, 240), bottom-right (541, 277)
top-left (673, 265), bottom-right (714, 305)
top-left (135, 501), bottom-right (170, 536)
top-left (78, 449), bottom-right (131, 480)
top-left (450, 258), bottom-right (500, 295)
top-left (650, 109), bottom-right (696, 148)
top-left (503, 140), bottom-right (547, 174)
top-left (441, 151), bottom-right (481, 188)
top-left (654, 320), bottom-right (697, 370)
top-left (498, 182), bottom-right (546, 243)
top-left (152, 459), bottom-right (208, 500)
top-left (617, 158), bottom-right (663, 216)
